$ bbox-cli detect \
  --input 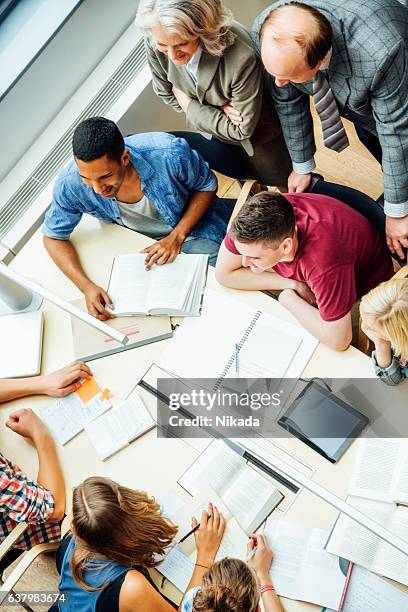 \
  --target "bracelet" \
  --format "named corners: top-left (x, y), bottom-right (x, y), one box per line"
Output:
top-left (195, 563), bottom-right (210, 570)
top-left (260, 584), bottom-right (275, 594)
